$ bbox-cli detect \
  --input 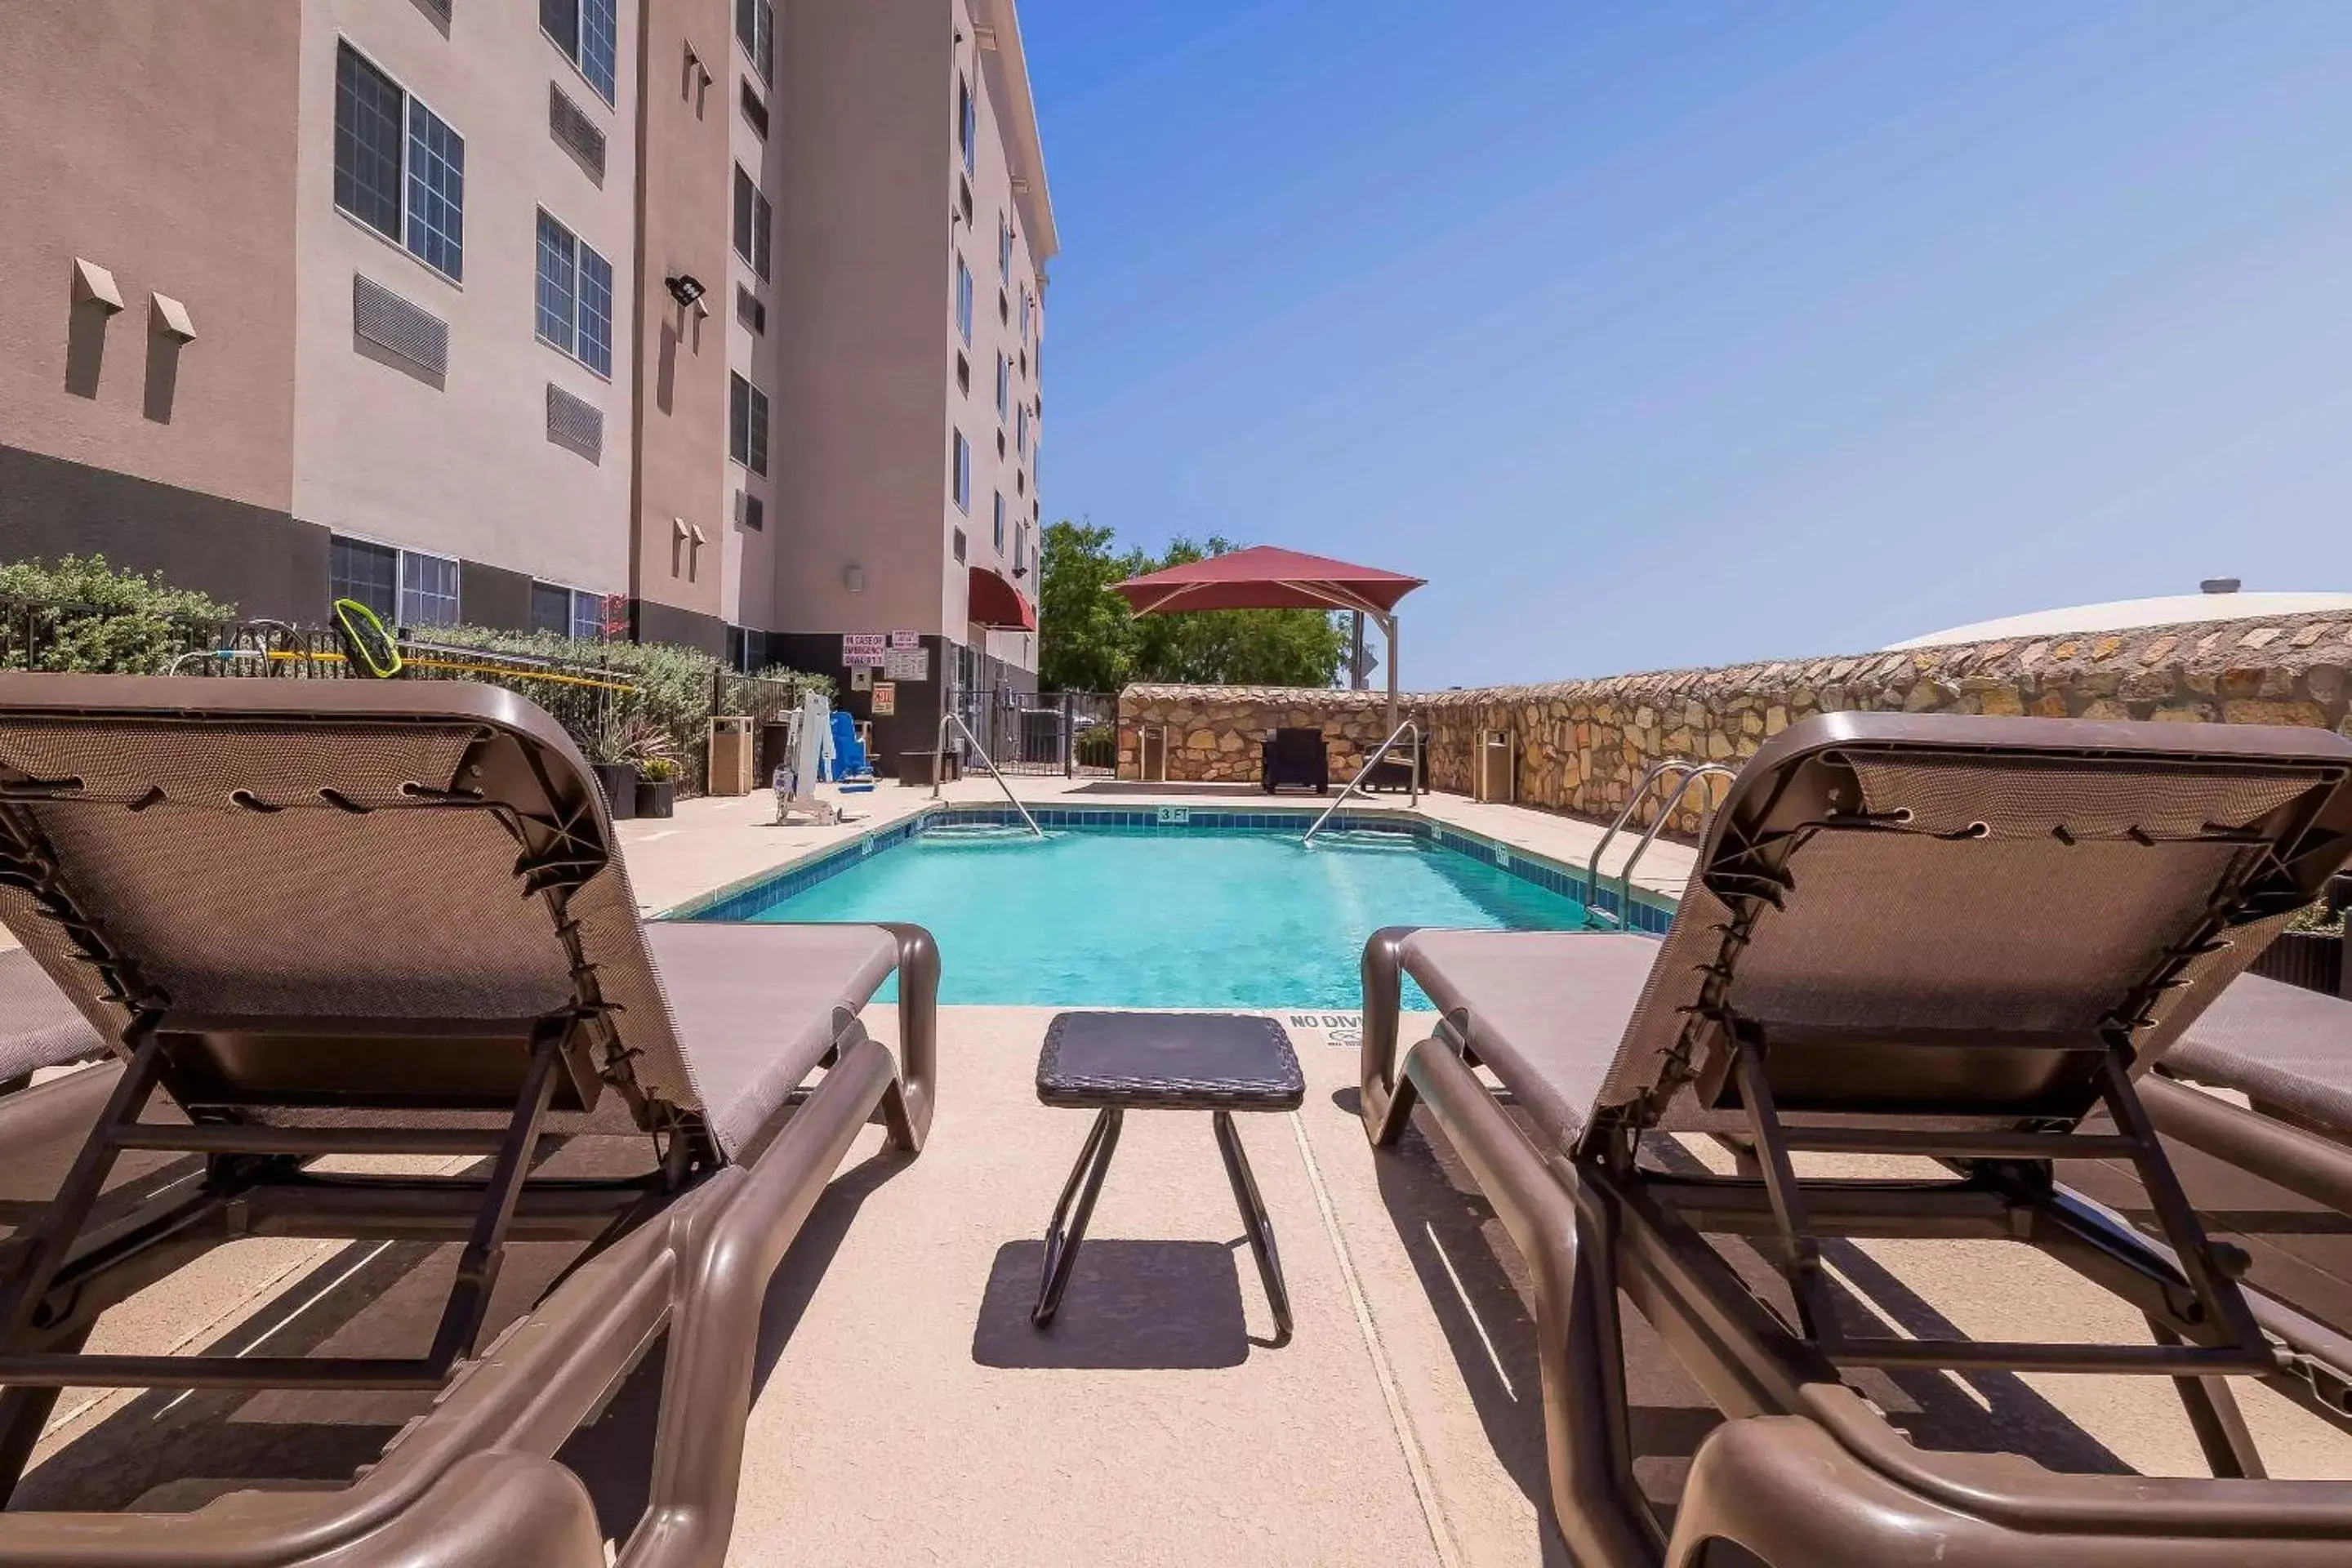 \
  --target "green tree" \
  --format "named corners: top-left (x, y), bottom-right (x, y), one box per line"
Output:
top-left (1036, 525), bottom-right (1348, 691)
